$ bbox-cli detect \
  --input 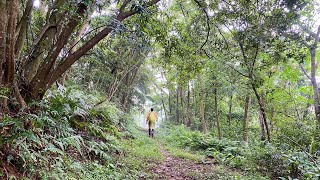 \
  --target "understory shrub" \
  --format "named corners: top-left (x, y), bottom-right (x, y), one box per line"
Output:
top-left (161, 123), bottom-right (320, 179)
top-left (0, 87), bottom-right (127, 179)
